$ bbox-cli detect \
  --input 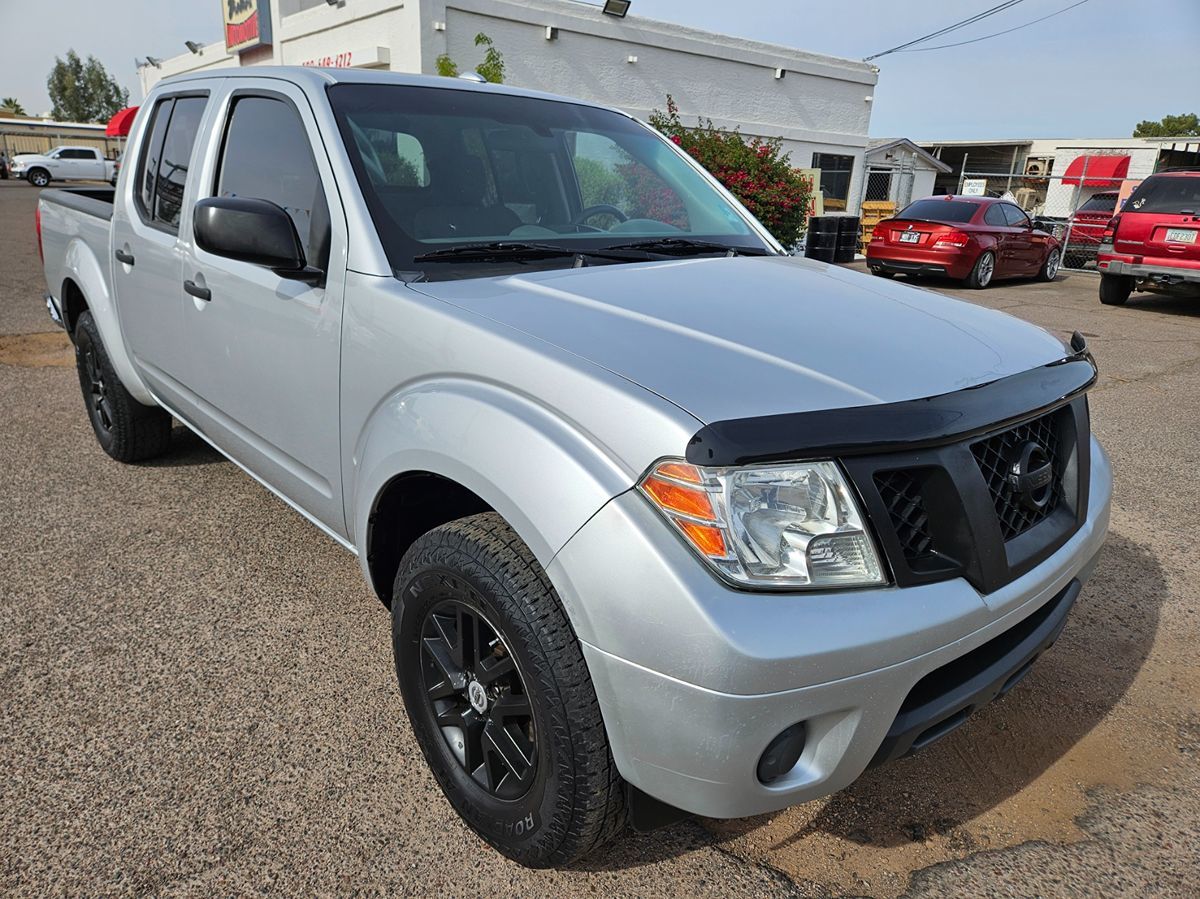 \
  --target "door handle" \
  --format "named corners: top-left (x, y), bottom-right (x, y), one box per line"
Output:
top-left (114, 249), bottom-right (135, 265)
top-left (183, 279), bottom-right (211, 302)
